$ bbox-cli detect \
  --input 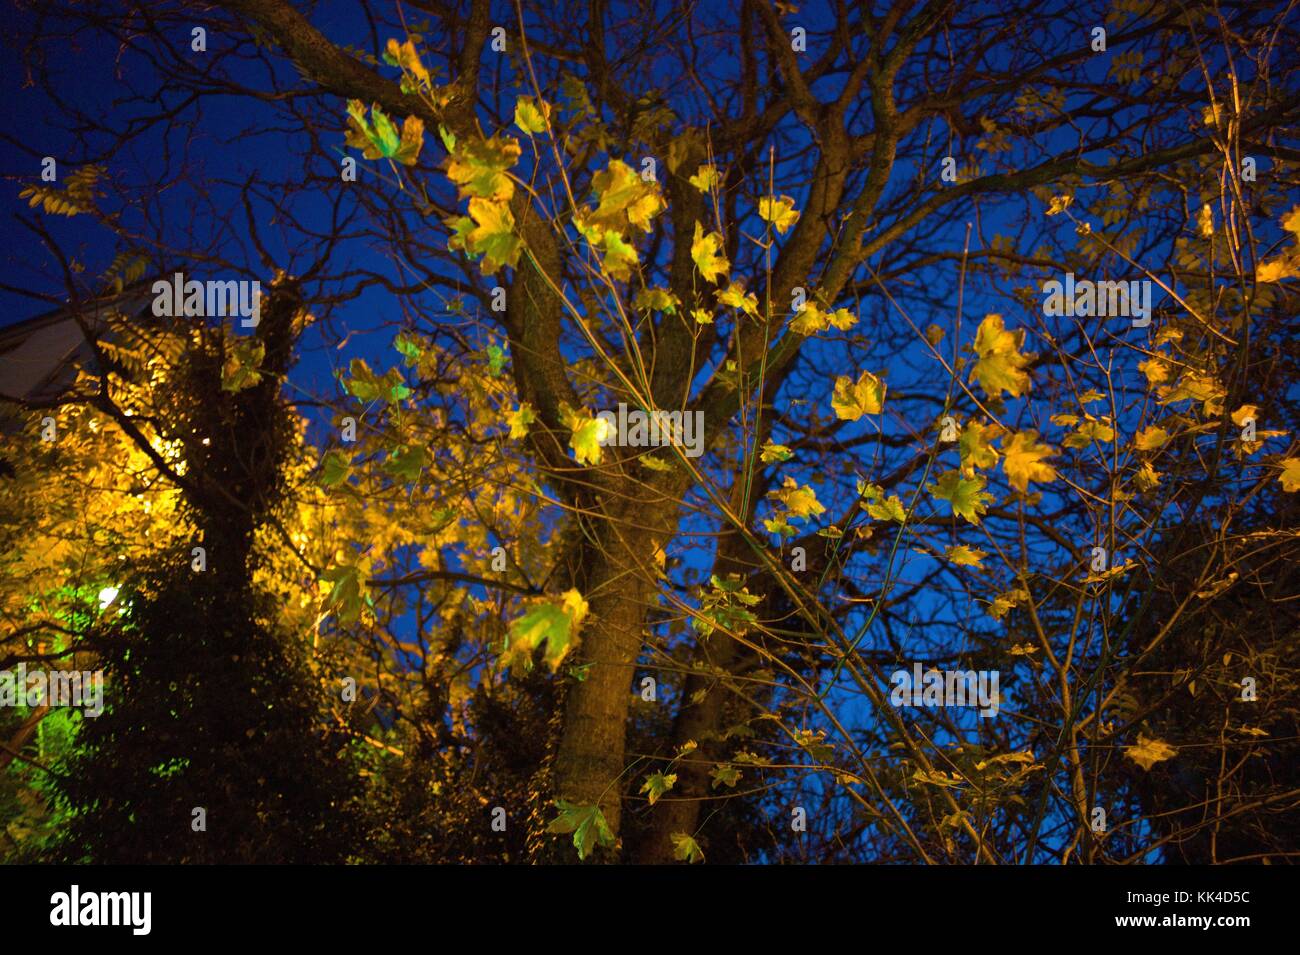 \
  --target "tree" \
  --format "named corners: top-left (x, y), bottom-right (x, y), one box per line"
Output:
top-left (3, 0), bottom-right (1298, 863)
